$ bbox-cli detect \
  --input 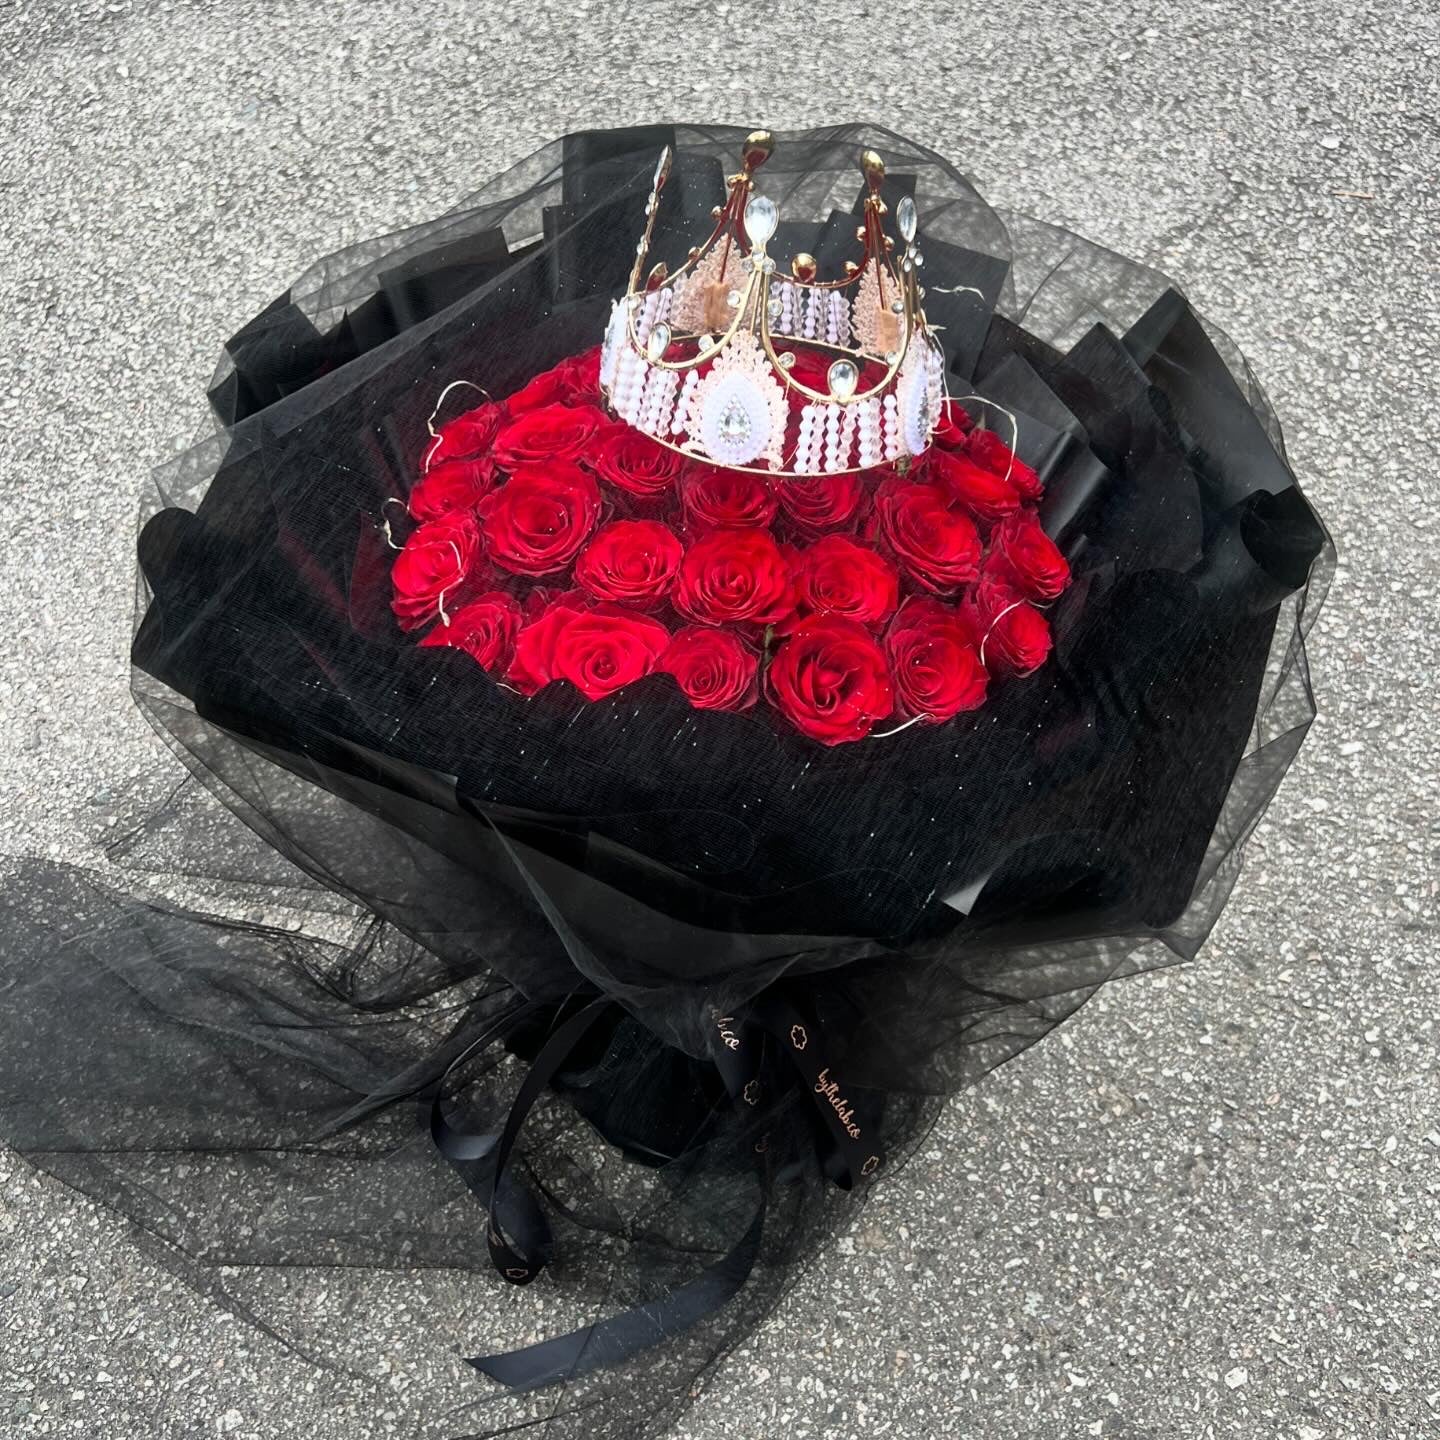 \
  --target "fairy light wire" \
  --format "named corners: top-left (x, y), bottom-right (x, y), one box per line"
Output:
top-left (422, 379), bottom-right (492, 473)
